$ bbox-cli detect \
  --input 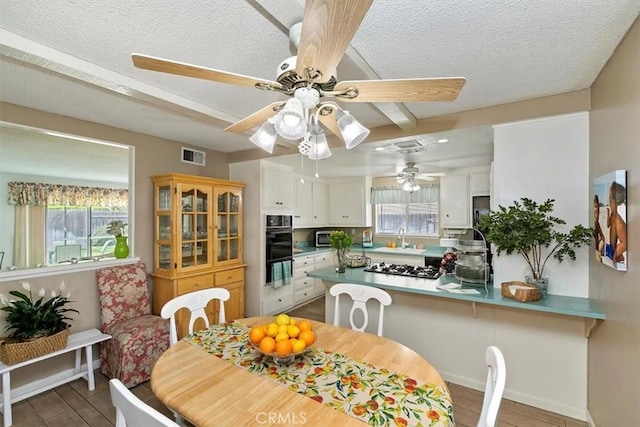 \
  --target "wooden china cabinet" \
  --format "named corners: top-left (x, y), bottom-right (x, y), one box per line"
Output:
top-left (151, 173), bottom-right (245, 339)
